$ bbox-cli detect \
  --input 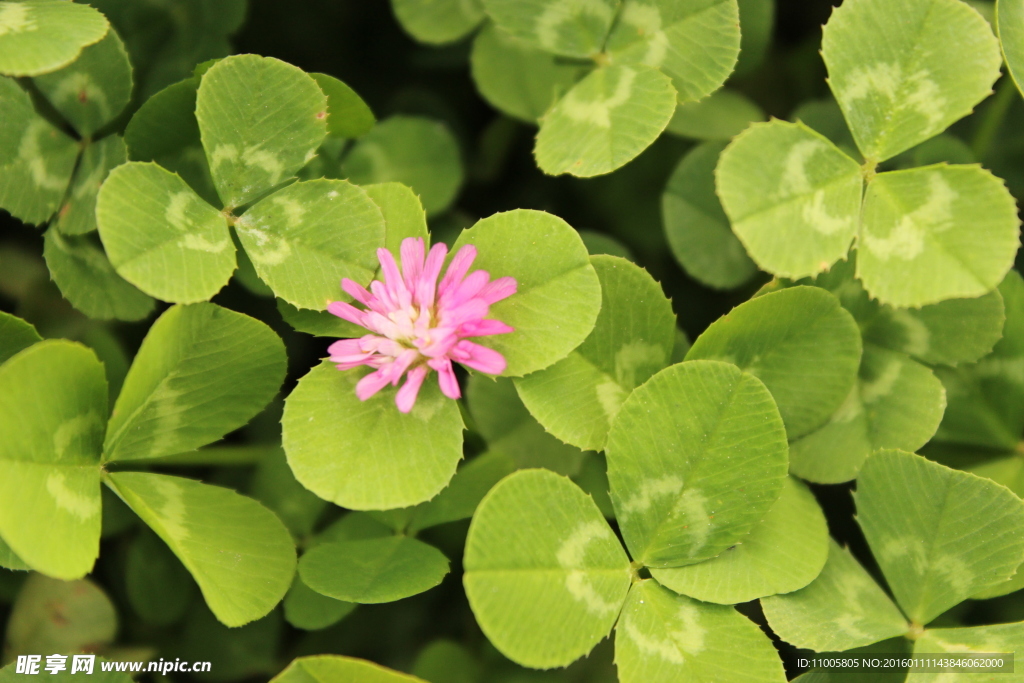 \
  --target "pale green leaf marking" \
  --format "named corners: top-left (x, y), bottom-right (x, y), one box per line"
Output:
top-left (270, 655), bottom-right (426, 683)
top-left (761, 539), bottom-right (910, 652)
top-left (0, 340), bottom-right (106, 579)
top-left (55, 135), bottom-right (127, 236)
top-left (535, 63), bottom-right (677, 177)
top-left (0, 75), bottom-right (78, 225)
top-left (464, 469), bottom-right (631, 669)
top-left (43, 228), bottom-right (156, 322)
top-left (96, 161), bottom-right (236, 303)
top-left (106, 472), bottom-right (295, 627)
top-left (716, 119), bottom-right (862, 279)
top-left (605, 0), bottom-right (742, 103)
top-left (663, 140), bottom-right (758, 289)
top-left (481, 0), bottom-right (619, 58)
top-left (451, 209), bottom-right (602, 377)
top-left (300, 536), bottom-right (450, 603)
top-left (605, 360), bottom-right (789, 568)
top-left (342, 115), bottom-right (463, 216)
top-left (687, 286), bottom-right (863, 439)
top-left (822, 0), bottom-right (1002, 162)
top-left (652, 477), bottom-right (829, 603)
top-left (467, 375), bottom-right (588, 476)
top-left (856, 449), bottom-right (1024, 624)
top-left (789, 344), bottom-right (946, 484)
top-left (615, 580), bottom-right (786, 683)
top-left (392, 0), bottom-right (485, 44)
top-left (282, 363), bottom-right (465, 510)
top-left (103, 303), bottom-right (286, 462)
top-left (514, 255), bottom-right (676, 451)
top-left (236, 179), bottom-right (385, 310)
top-left (196, 54), bottom-right (327, 208)
top-left (470, 22), bottom-right (586, 123)
top-left (857, 164), bottom-right (1020, 307)
top-left (34, 28), bottom-right (132, 137)
top-left (0, 0), bottom-right (109, 77)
